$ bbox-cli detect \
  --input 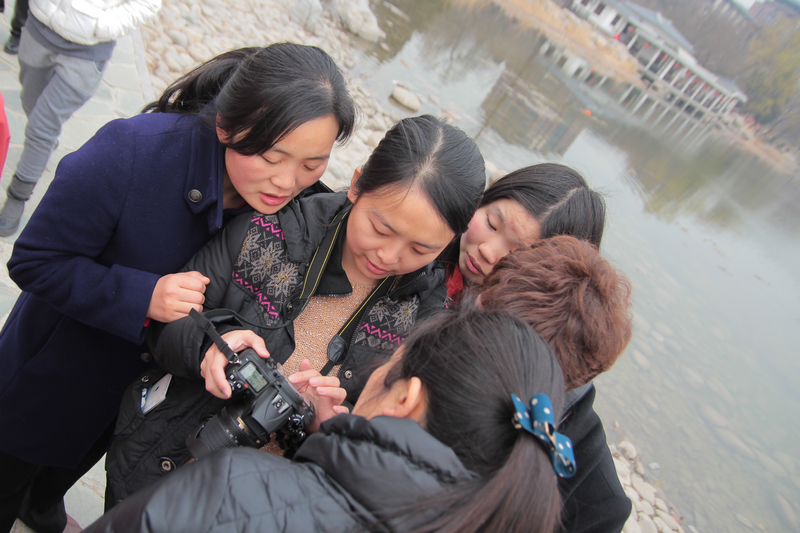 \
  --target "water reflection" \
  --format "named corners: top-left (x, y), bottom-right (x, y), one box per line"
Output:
top-left (353, 2), bottom-right (800, 531)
